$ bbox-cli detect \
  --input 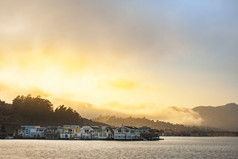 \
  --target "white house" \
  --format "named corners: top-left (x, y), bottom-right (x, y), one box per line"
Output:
top-left (98, 126), bottom-right (114, 140)
top-left (30, 127), bottom-right (46, 138)
top-left (78, 126), bottom-right (94, 139)
top-left (59, 125), bottom-right (80, 139)
top-left (114, 126), bottom-right (140, 140)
